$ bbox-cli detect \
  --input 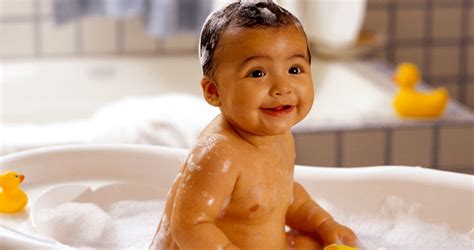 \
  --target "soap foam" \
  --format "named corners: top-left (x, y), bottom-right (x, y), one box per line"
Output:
top-left (35, 200), bottom-right (165, 249)
top-left (318, 196), bottom-right (474, 249)
top-left (34, 196), bottom-right (472, 249)
top-left (35, 202), bottom-right (110, 247)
